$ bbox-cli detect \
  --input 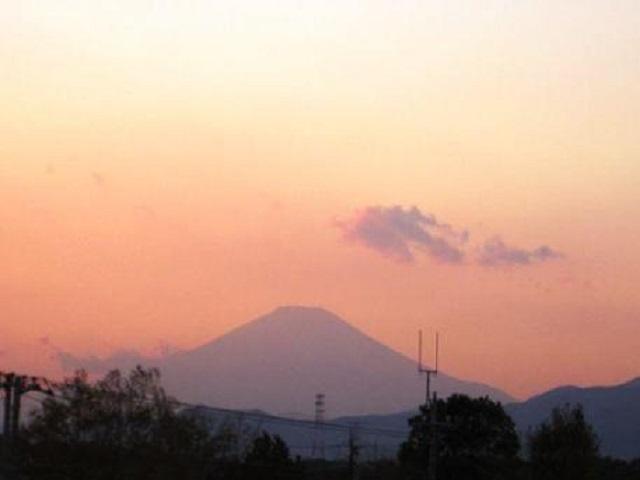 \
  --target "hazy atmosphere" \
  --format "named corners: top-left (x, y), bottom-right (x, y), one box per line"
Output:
top-left (3, 0), bottom-right (640, 403)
